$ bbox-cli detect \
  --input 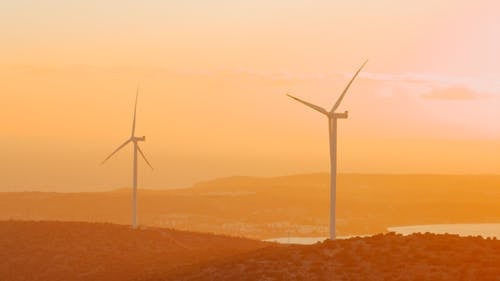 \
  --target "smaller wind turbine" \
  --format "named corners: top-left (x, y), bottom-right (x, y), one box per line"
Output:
top-left (287, 60), bottom-right (368, 240)
top-left (101, 88), bottom-right (153, 229)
